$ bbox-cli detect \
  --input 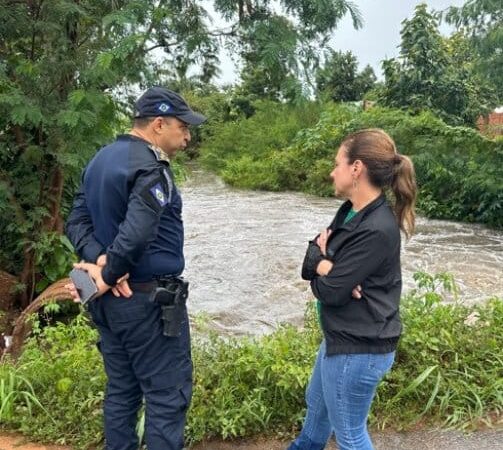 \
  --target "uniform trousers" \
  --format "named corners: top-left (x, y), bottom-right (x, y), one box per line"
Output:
top-left (88, 289), bottom-right (192, 450)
